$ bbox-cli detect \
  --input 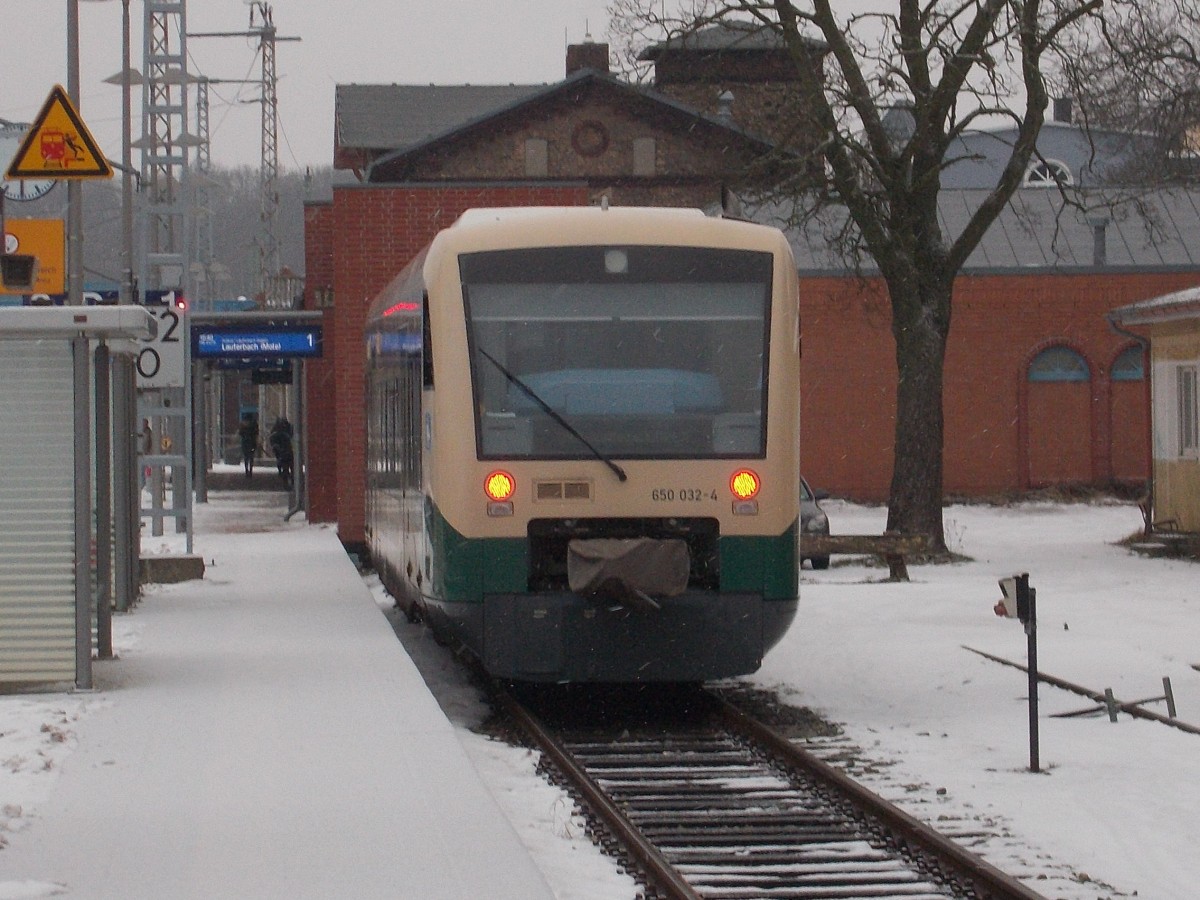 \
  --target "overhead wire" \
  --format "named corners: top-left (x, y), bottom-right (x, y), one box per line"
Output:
top-left (185, 39), bottom-right (263, 167)
top-left (276, 83), bottom-right (302, 172)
